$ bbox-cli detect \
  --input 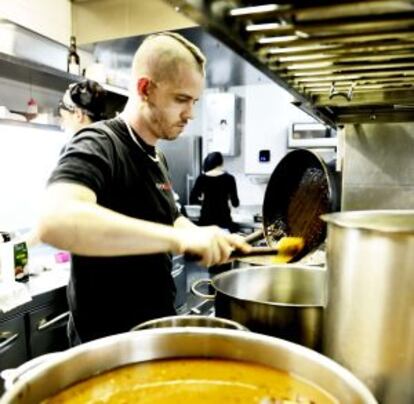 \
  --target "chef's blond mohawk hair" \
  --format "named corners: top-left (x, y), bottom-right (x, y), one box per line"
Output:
top-left (131, 32), bottom-right (206, 84)
top-left (151, 32), bottom-right (206, 75)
